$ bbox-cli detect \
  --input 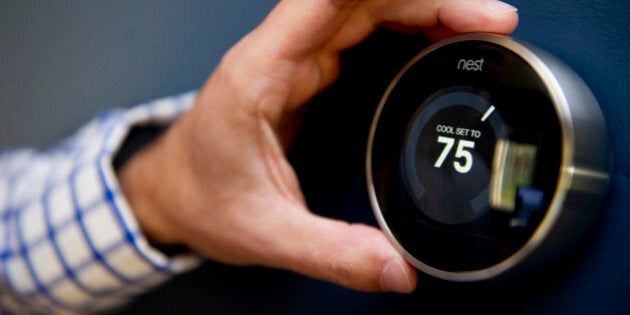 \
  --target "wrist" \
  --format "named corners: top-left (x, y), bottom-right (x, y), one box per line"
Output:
top-left (115, 124), bottom-right (183, 248)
